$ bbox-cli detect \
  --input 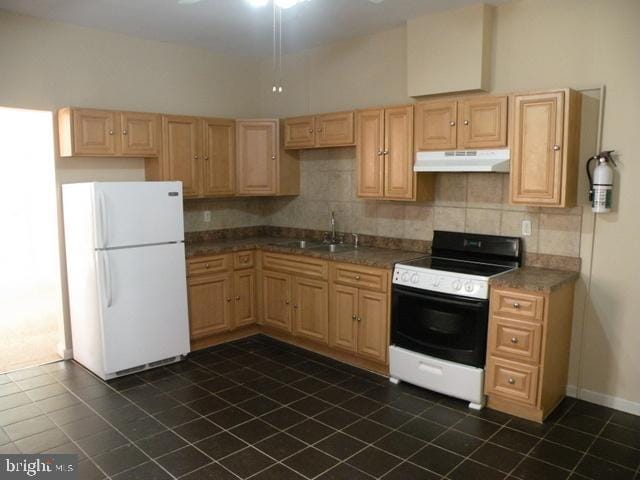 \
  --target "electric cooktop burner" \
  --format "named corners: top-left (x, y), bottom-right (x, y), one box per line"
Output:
top-left (401, 256), bottom-right (514, 278)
